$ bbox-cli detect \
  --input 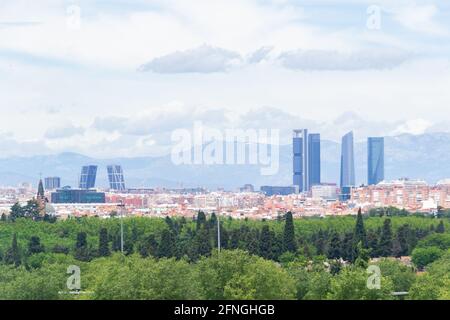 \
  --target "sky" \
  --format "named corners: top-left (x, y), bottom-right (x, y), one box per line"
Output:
top-left (0, 0), bottom-right (450, 158)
